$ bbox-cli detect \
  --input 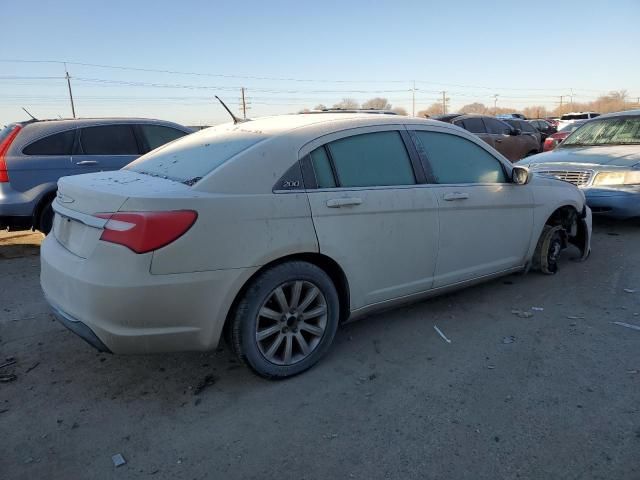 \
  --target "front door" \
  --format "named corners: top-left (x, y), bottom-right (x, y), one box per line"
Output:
top-left (74, 124), bottom-right (141, 173)
top-left (410, 128), bottom-right (534, 287)
top-left (303, 128), bottom-right (439, 310)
